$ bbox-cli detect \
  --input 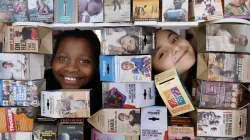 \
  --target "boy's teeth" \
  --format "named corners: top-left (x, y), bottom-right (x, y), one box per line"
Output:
top-left (64, 77), bottom-right (77, 81)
